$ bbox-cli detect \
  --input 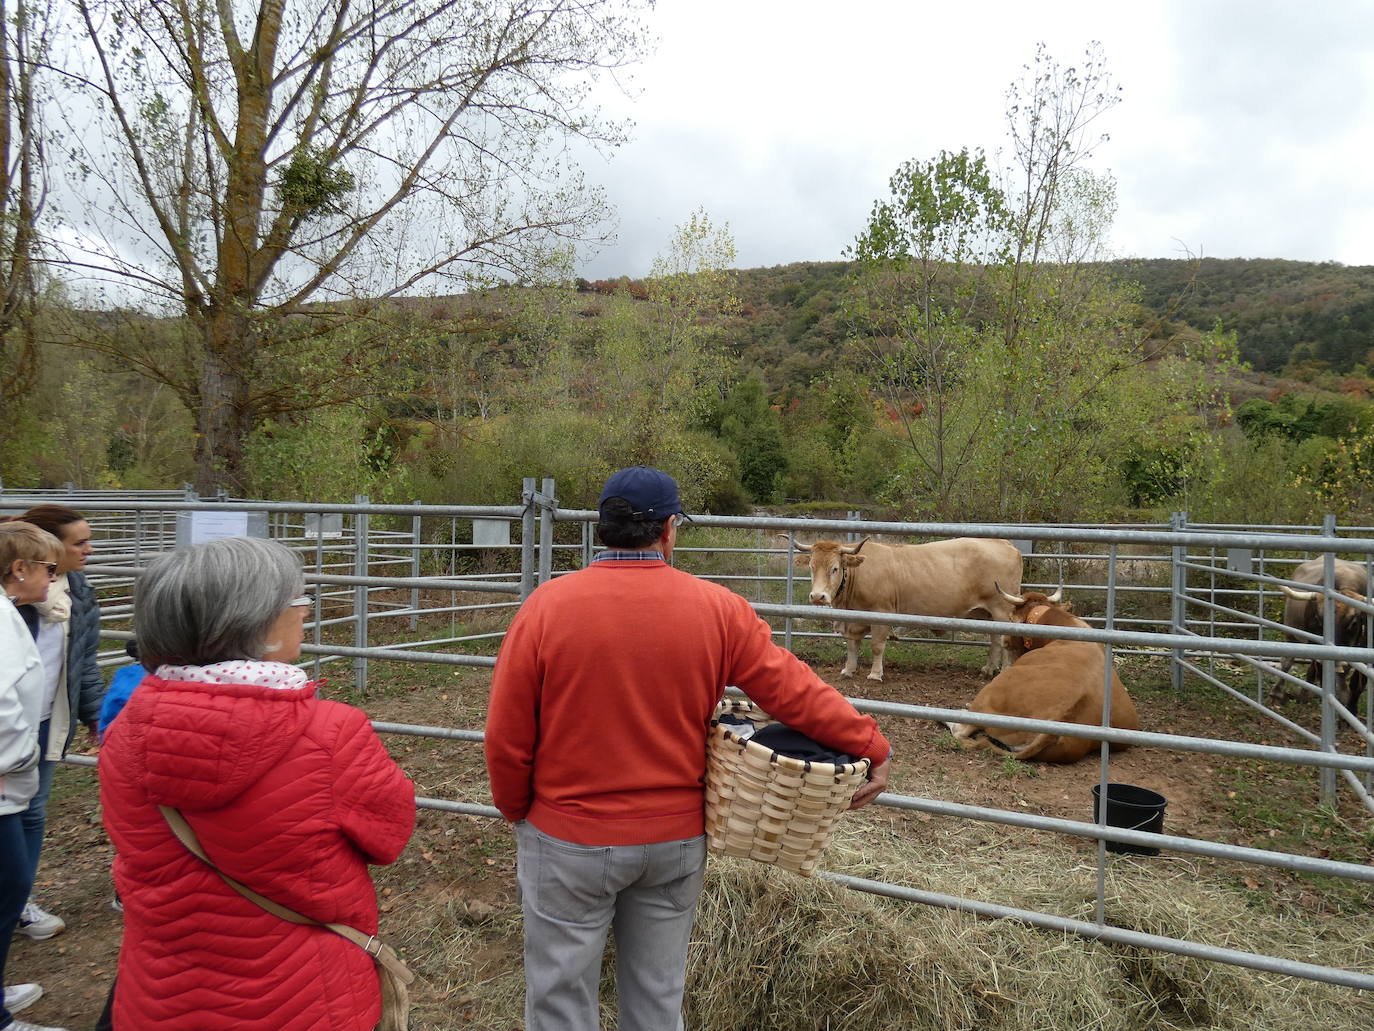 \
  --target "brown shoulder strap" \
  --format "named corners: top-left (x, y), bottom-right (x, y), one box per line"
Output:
top-left (158, 806), bottom-right (414, 984)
